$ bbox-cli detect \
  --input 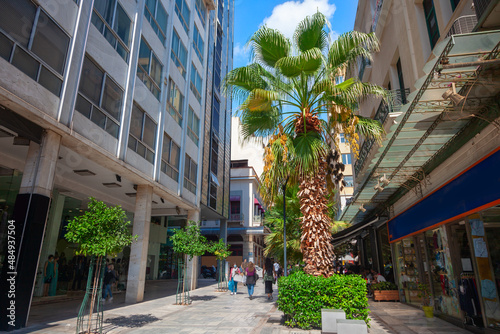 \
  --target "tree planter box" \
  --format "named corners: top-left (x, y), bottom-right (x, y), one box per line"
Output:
top-left (373, 290), bottom-right (399, 301)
